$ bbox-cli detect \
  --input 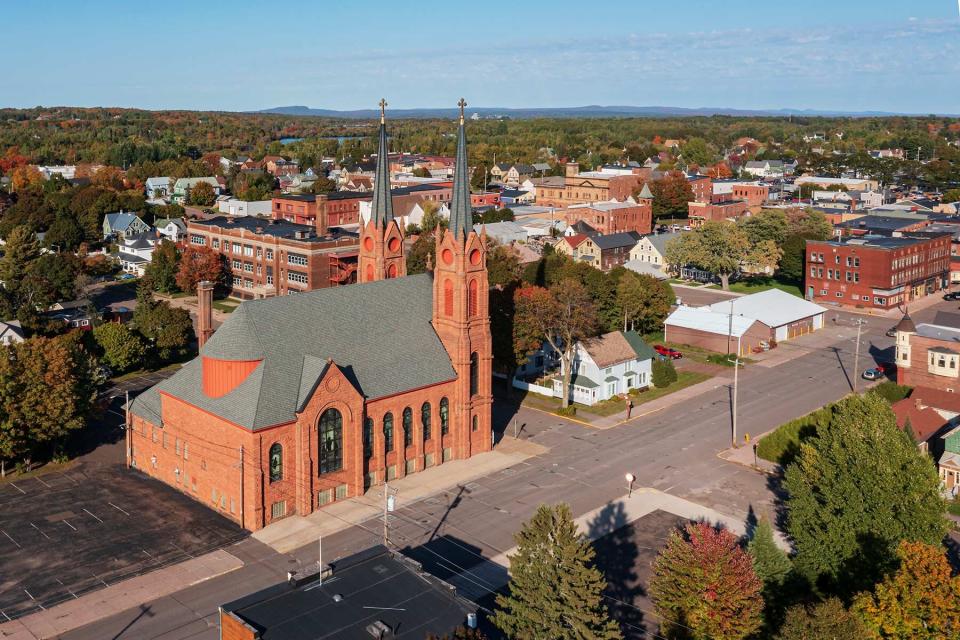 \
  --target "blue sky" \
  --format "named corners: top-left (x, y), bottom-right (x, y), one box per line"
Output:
top-left (2, 0), bottom-right (959, 113)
